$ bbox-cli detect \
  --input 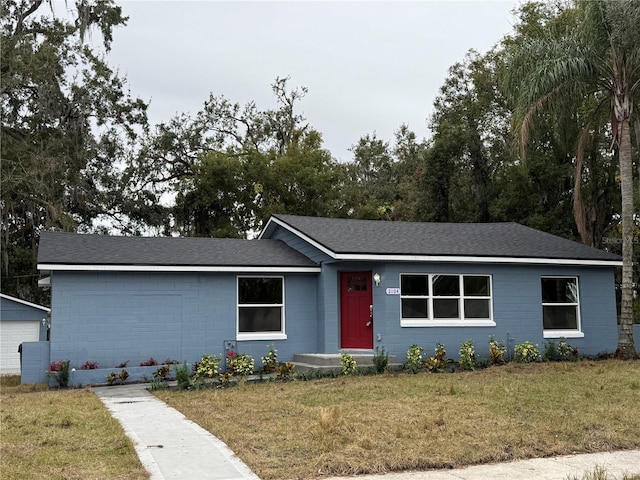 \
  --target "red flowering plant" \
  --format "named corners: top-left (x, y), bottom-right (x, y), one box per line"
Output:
top-left (140, 357), bottom-right (158, 367)
top-left (49, 360), bottom-right (65, 372)
top-left (81, 360), bottom-right (100, 370)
